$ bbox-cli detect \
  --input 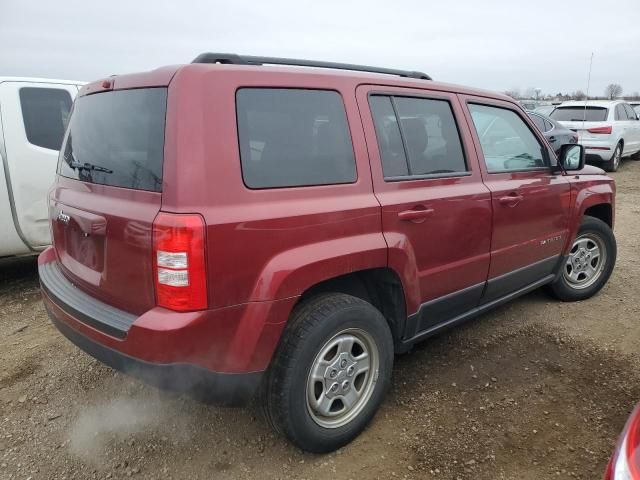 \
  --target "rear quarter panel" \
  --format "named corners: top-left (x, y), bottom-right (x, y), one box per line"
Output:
top-left (163, 66), bottom-right (387, 309)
